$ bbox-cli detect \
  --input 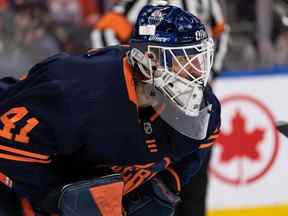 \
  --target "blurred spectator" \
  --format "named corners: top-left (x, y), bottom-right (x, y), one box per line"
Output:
top-left (13, 1), bottom-right (60, 63)
top-left (48, 0), bottom-right (82, 24)
top-left (225, 0), bottom-right (288, 70)
top-left (223, 0), bottom-right (258, 70)
top-left (256, 0), bottom-right (274, 67)
top-left (273, 0), bottom-right (288, 65)
top-left (0, 0), bottom-right (8, 10)
top-left (0, 8), bottom-right (34, 78)
top-left (46, 0), bottom-right (96, 53)
top-left (0, 0), bottom-right (97, 79)
top-left (79, 0), bottom-right (100, 26)
top-left (48, 0), bottom-right (99, 26)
